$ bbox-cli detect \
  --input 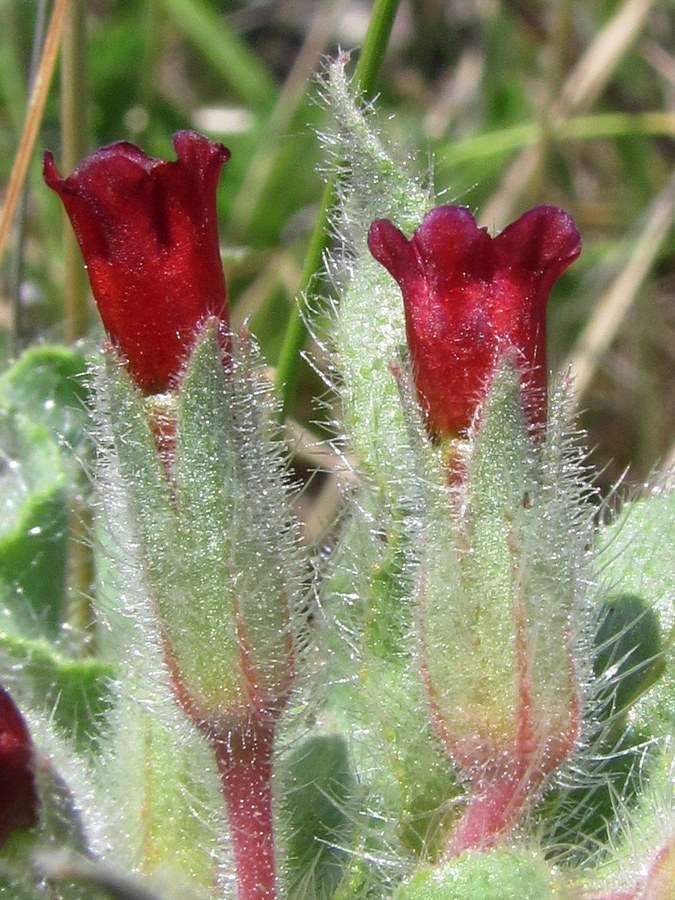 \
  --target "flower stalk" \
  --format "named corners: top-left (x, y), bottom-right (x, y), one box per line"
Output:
top-left (213, 723), bottom-right (277, 900)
